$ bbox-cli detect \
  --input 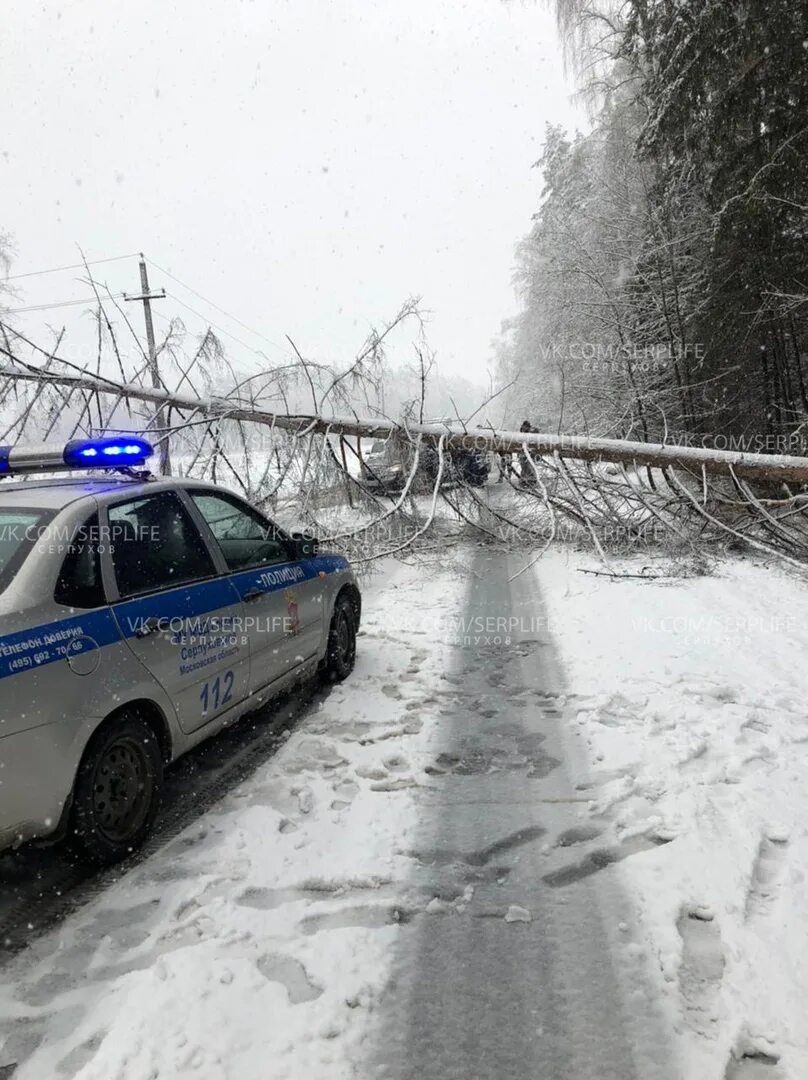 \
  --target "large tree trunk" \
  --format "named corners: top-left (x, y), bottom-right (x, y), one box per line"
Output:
top-left (2, 364), bottom-right (808, 485)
